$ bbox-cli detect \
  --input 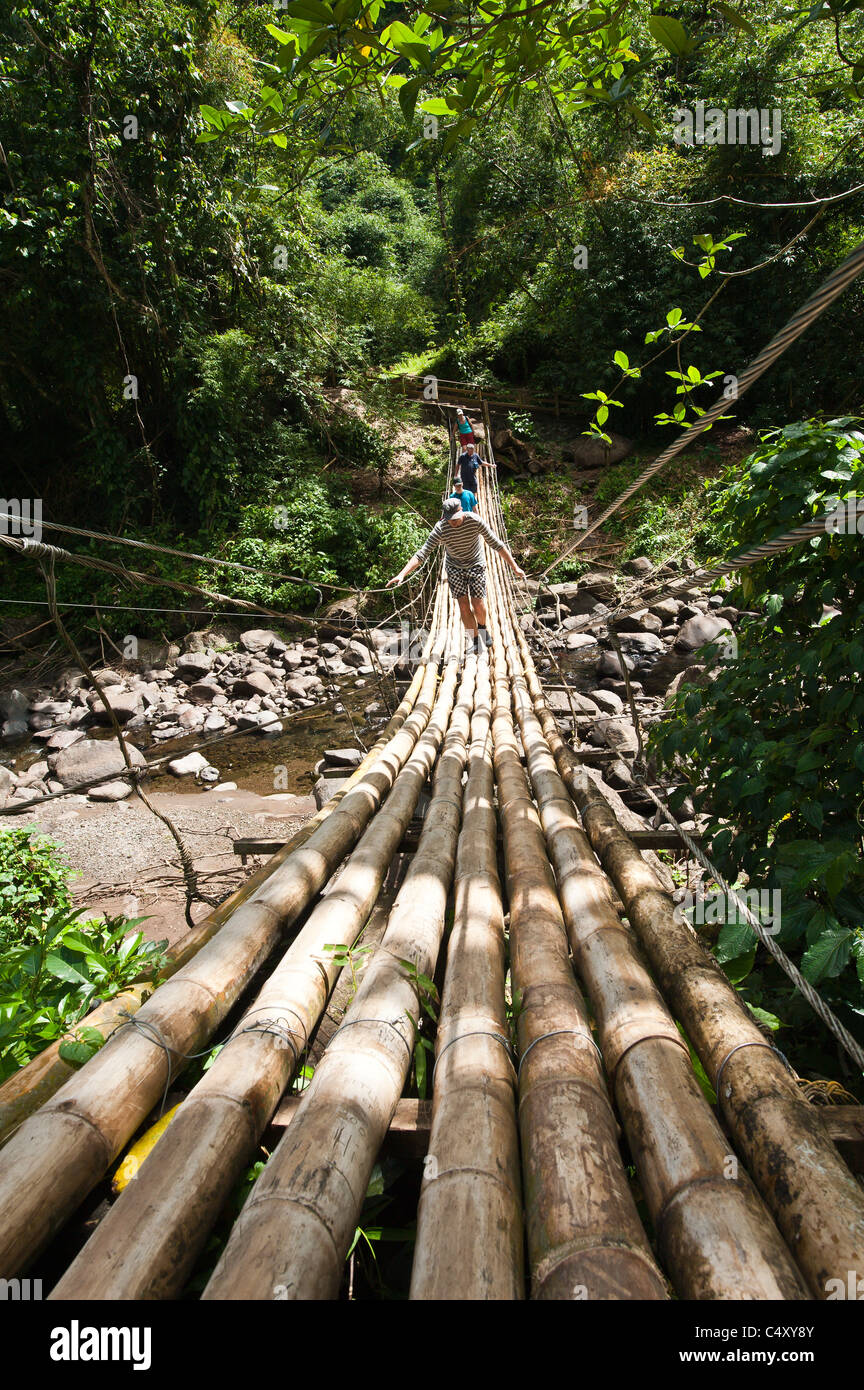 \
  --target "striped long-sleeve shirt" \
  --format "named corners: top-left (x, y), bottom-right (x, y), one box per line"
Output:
top-left (413, 513), bottom-right (507, 569)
